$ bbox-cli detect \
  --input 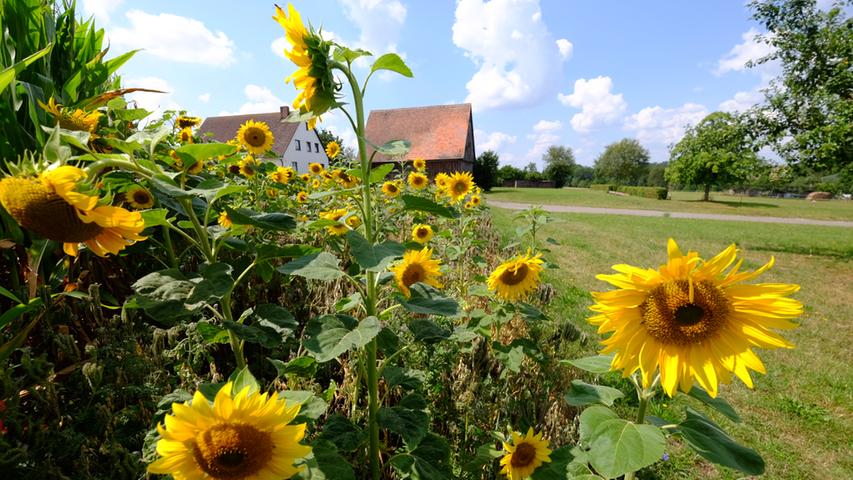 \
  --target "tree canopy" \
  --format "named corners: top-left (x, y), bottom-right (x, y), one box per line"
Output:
top-left (666, 112), bottom-right (760, 200)
top-left (543, 145), bottom-right (576, 188)
top-left (594, 139), bottom-right (650, 185)
top-left (473, 150), bottom-right (500, 191)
